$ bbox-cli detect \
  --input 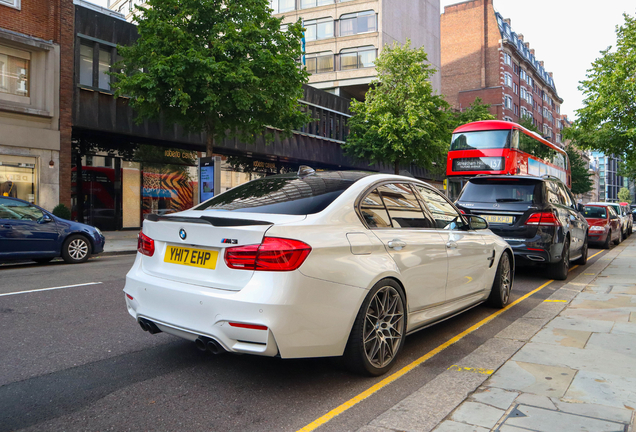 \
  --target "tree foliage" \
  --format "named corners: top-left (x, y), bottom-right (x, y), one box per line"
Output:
top-left (451, 98), bottom-right (495, 128)
top-left (343, 41), bottom-right (452, 174)
top-left (111, 0), bottom-right (309, 154)
top-left (564, 144), bottom-right (593, 195)
top-left (565, 13), bottom-right (636, 163)
top-left (618, 187), bottom-right (632, 204)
